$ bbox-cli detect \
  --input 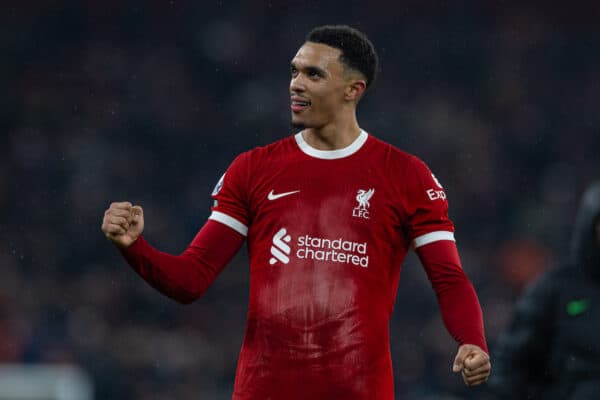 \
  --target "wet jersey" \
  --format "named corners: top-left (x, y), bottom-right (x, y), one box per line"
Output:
top-left (209, 130), bottom-right (455, 400)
